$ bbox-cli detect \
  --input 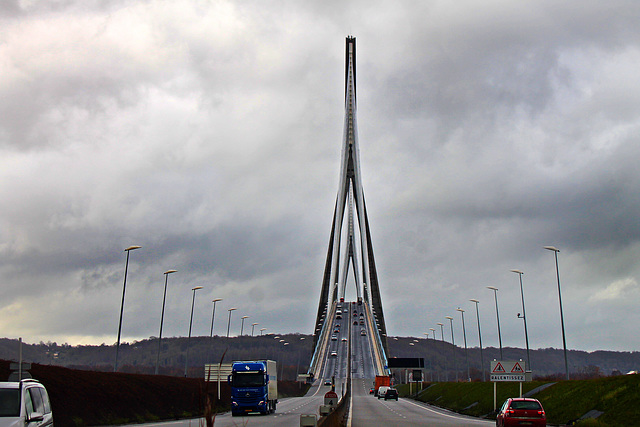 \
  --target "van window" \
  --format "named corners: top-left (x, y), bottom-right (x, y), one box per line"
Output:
top-left (38, 388), bottom-right (52, 414)
top-left (0, 389), bottom-right (21, 417)
top-left (24, 389), bottom-right (34, 416)
top-left (29, 388), bottom-right (45, 414)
